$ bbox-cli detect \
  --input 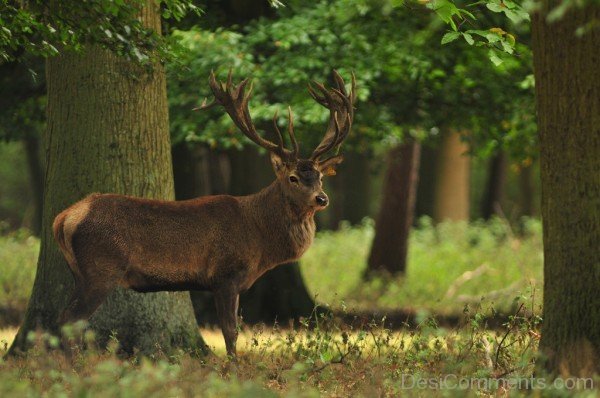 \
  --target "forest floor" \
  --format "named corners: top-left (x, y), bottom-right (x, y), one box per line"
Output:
top-left (1, 315), bottom-right (596, 396)
top-left (0, 314), bottom-right (557, 397)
